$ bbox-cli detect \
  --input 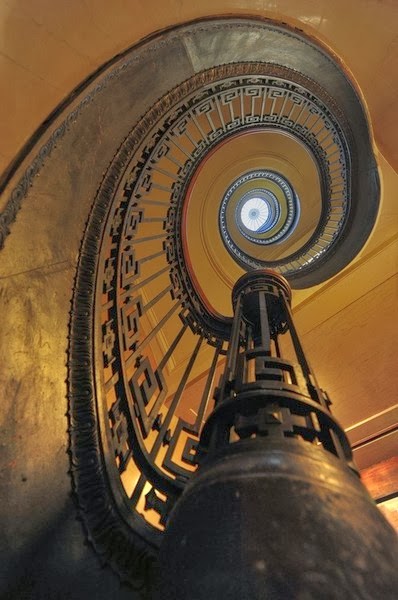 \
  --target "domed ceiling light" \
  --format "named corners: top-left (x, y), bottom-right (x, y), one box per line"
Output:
top-left (65, 17), bottom-right (381, 589)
